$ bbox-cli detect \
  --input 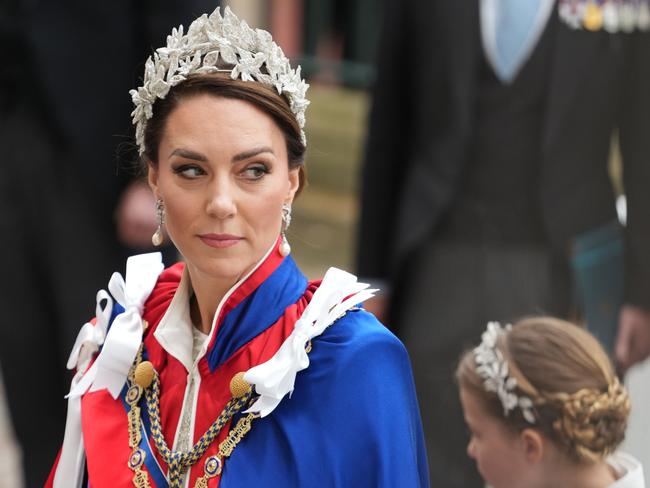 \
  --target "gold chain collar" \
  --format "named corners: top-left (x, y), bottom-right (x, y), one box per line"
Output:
top-left (125, 346), bottom-right (258, 488)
